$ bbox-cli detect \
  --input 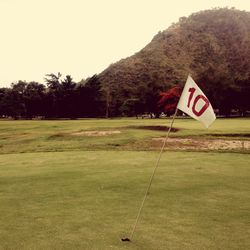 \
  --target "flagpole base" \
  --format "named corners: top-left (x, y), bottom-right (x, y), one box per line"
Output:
top-left (121, 238), bottom-right (131, 242)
